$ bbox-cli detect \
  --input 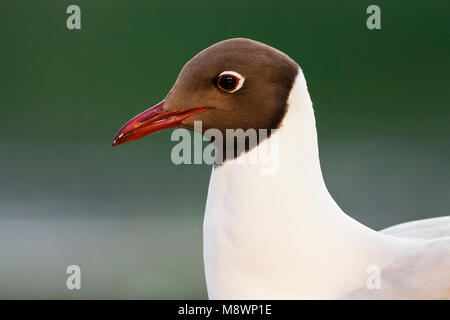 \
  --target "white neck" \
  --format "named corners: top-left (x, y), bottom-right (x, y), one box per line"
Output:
top-left (203, 69), bottom-right (404, 299)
